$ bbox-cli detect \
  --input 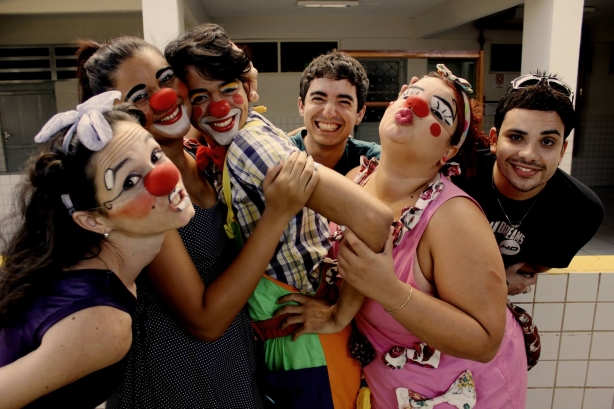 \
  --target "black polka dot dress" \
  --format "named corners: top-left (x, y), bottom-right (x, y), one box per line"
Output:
top-left (106, 201), bottom-right (263, 409)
